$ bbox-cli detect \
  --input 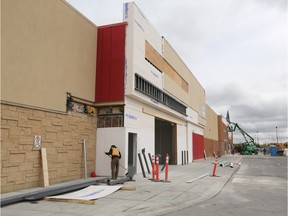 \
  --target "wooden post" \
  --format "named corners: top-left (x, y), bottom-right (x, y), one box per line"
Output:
top-left (41, 148), bottom-right (49, 187)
